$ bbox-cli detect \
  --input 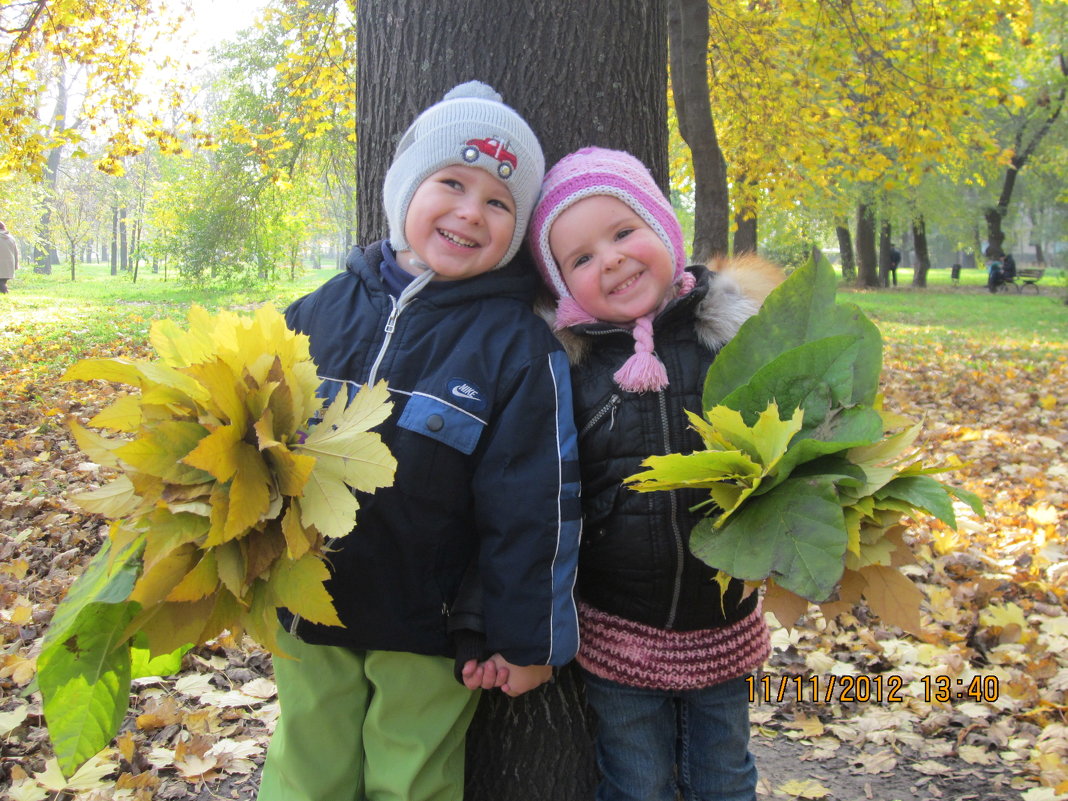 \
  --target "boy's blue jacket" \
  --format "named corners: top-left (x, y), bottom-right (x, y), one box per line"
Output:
top-left (282, 241), bottom-right (581, 666)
